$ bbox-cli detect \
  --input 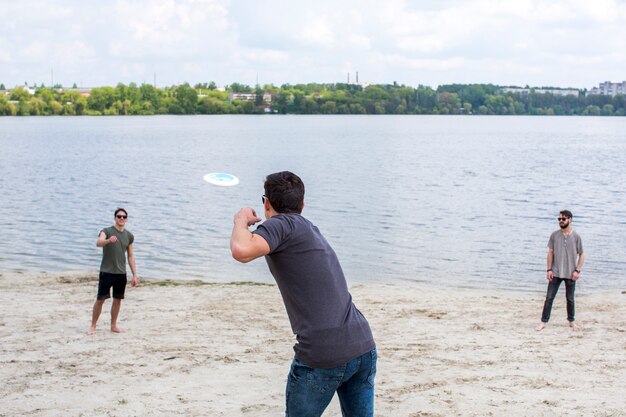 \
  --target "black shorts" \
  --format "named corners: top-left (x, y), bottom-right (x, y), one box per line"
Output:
top-left (97, 272), bottom-right (127, 300)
